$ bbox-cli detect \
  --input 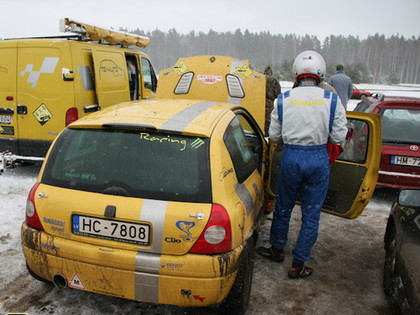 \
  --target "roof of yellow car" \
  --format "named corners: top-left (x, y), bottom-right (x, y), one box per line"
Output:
top-left (69, 98), bottom-right (235, 137)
